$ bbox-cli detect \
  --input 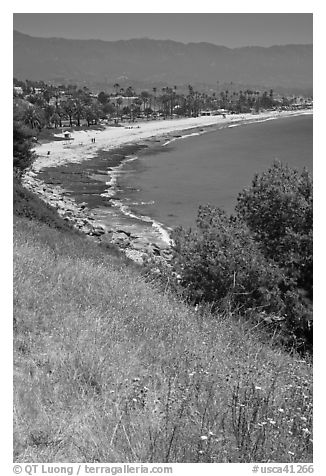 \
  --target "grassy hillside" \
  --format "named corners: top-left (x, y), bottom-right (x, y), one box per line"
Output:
top-left (13, 215), bottom-right (312, 463)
